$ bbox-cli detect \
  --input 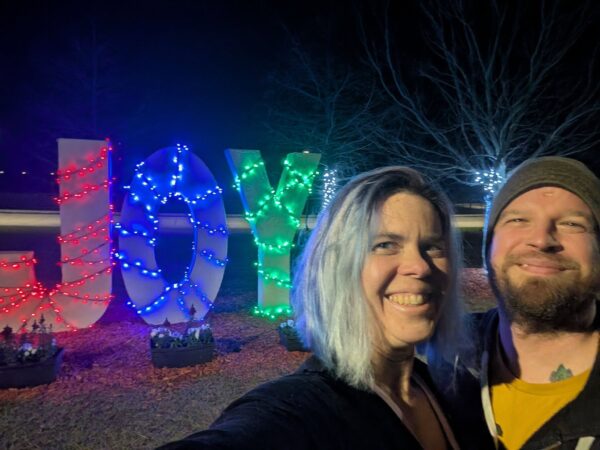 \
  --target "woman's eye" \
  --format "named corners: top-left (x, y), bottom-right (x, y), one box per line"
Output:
top-left (424, 244), bottom-right (445, 257)
top-left (372, 241), bottom-right (397, 253)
